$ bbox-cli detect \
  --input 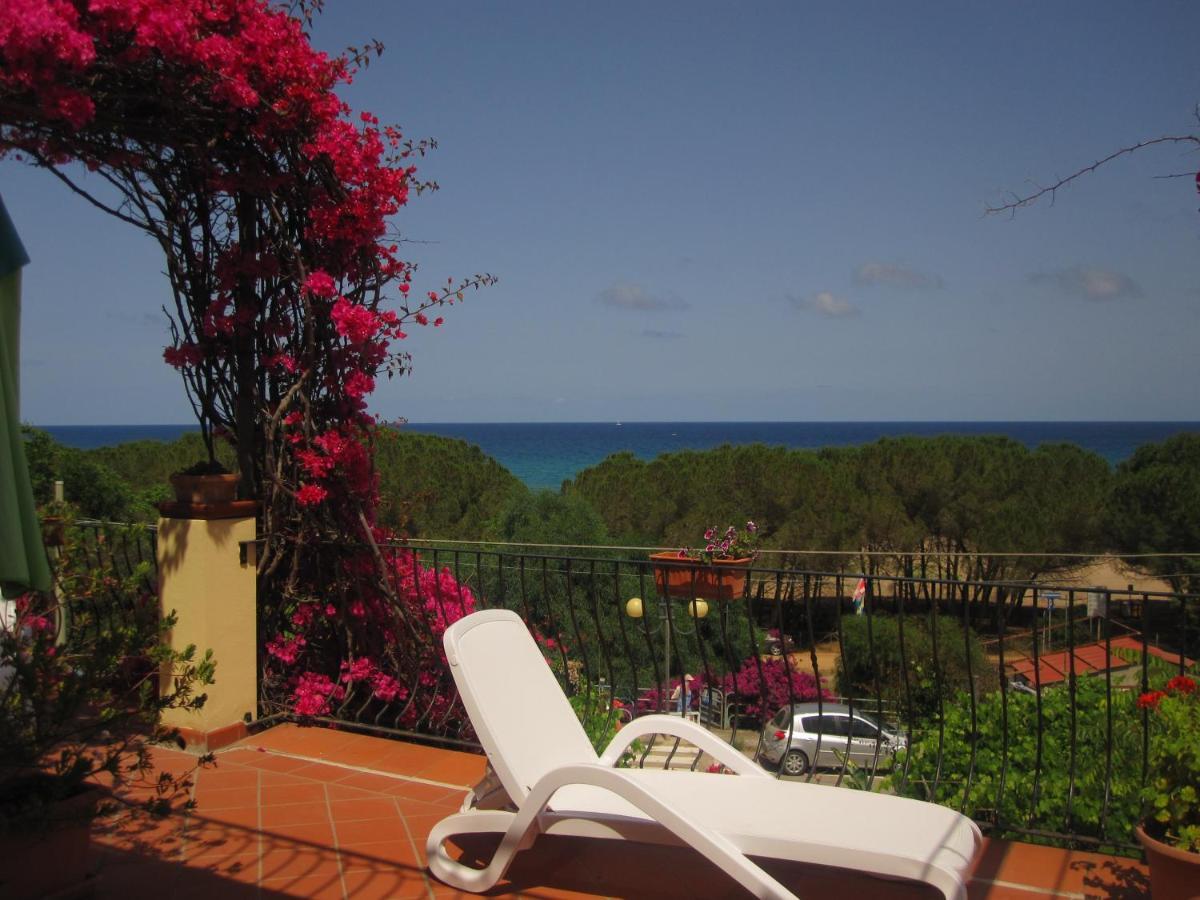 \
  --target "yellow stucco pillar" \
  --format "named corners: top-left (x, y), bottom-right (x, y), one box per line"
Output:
top-left (157, 513), bottom-right (257, 750)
